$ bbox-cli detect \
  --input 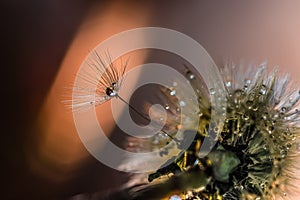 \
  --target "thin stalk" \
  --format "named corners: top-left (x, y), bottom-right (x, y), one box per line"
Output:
top-left (116, 94), bottom-right (174, 139)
